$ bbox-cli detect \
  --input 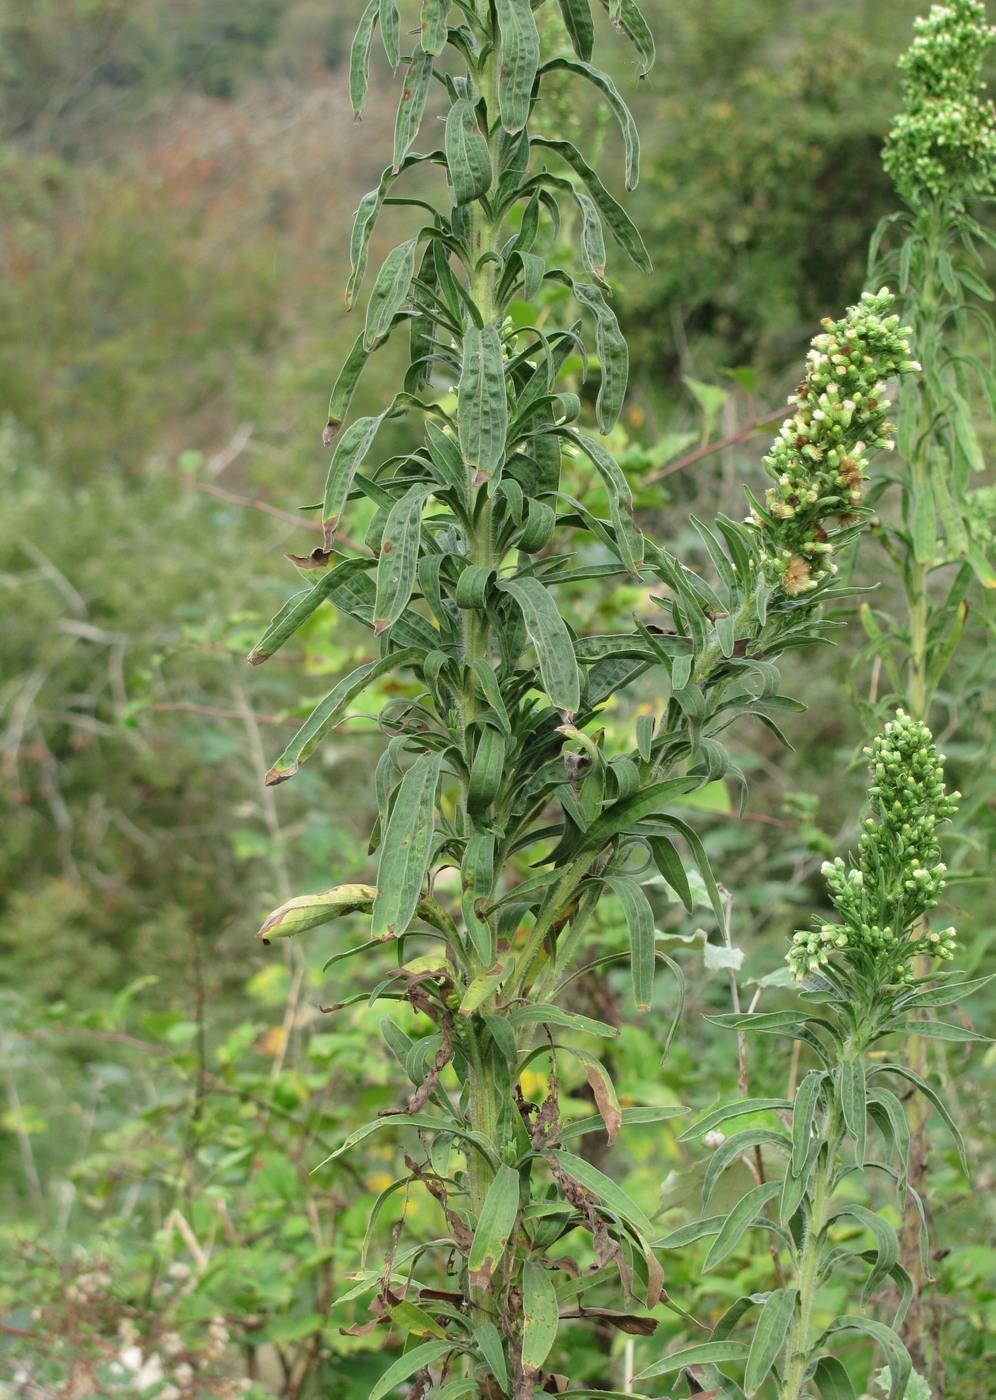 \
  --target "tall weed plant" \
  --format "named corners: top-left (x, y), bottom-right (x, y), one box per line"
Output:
top-left (248, 2), bottom-right (990, 1397)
